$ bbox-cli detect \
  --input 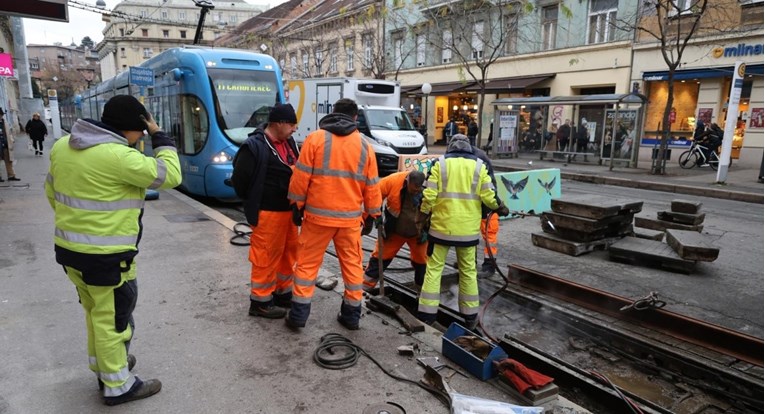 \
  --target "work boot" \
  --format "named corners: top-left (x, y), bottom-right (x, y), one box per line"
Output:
top-left (103, 377), bottom-right (162, 406)
top-left (284, 311), bottom-right (305, 331)
top-left (249, 301), bottom-right (286, 319)
top-left (99, 354), bottom-right (137, 390)
top-left (336, 312), bottom-right (359, 331)
top-left (479, 259), bottom-right (496, 277)
top-left (464, 316), bottom-right (478, 331)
